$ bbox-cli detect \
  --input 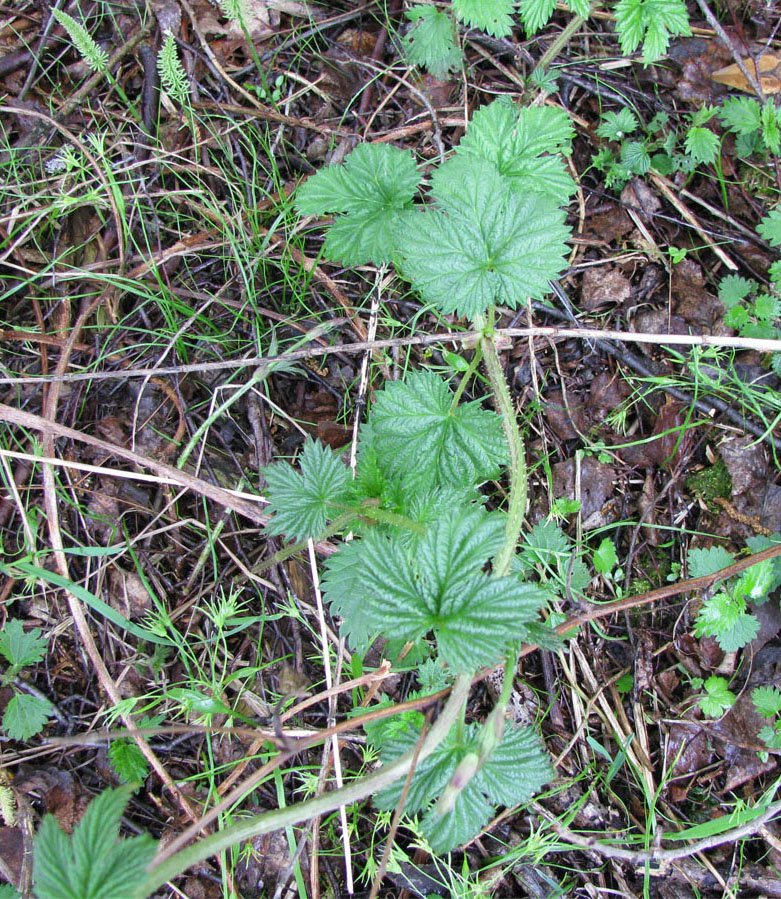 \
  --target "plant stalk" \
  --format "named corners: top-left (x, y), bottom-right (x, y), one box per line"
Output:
top-left (480, 312), bottom-right (527, 577)
top-left (138, 673), bottom-right (472, 897)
